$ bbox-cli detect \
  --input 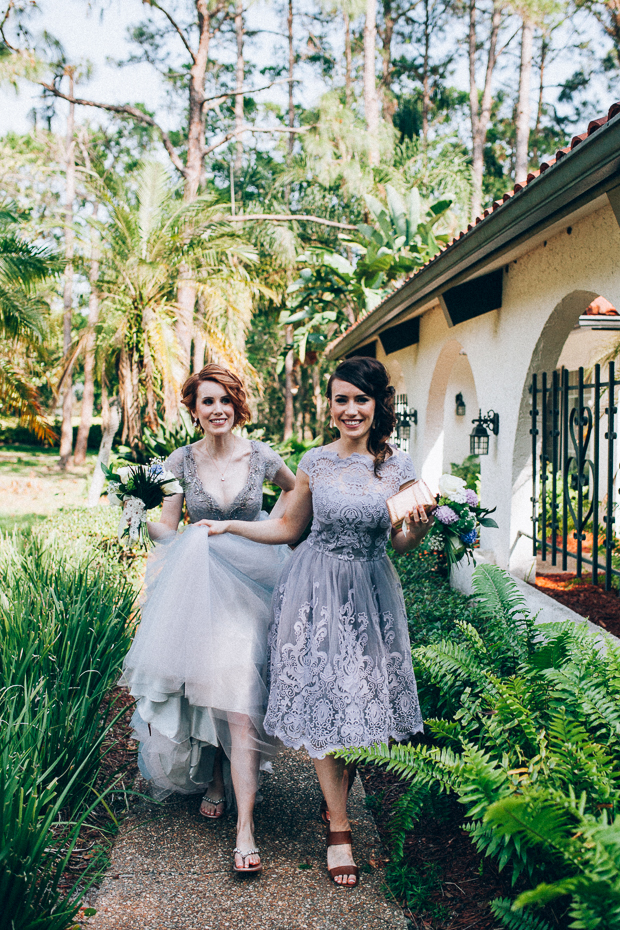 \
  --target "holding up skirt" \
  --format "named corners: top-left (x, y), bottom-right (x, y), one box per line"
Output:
top-left (120, 523), bottom-right (290, 801)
